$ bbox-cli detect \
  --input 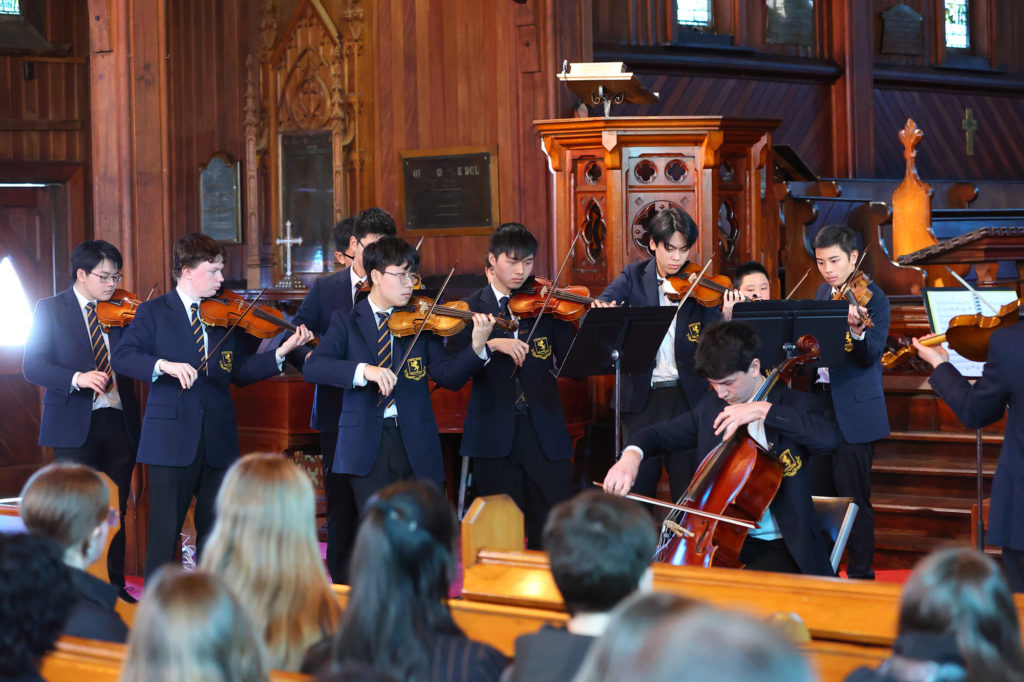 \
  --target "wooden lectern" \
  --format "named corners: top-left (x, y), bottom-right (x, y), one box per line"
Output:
top-left (535, 116), bottom-right (781, 295)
